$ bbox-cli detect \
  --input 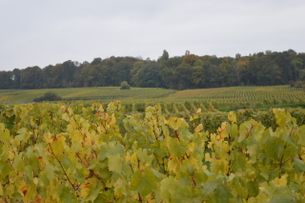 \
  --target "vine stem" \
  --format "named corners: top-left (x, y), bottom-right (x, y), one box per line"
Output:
top-left (48, 143), bottom-right (77, 193)
top-left (174, 131), bottom-right (180, 142)
top-left (138, 193), bottom-right (143, 203)
top-left (278, 143), bottom-right (287, 178)
top-left (226, 130), bottom-right (233, 176)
